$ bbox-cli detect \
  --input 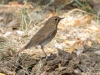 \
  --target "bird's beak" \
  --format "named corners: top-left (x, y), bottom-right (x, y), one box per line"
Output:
top-left (60, 17), bottom-right (64, 20)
